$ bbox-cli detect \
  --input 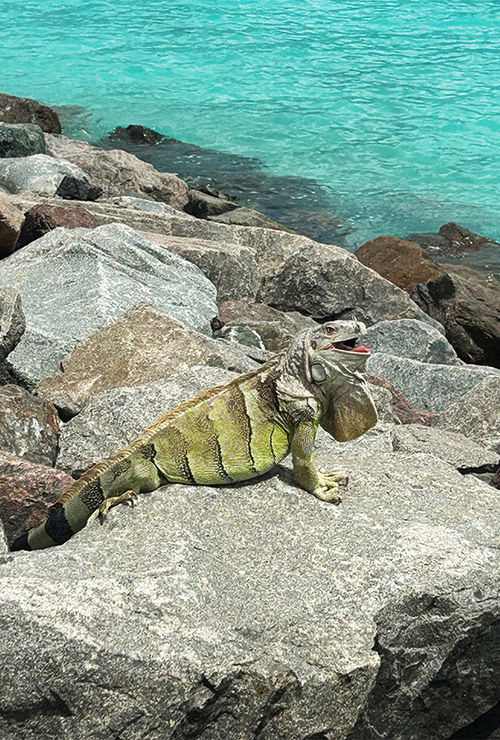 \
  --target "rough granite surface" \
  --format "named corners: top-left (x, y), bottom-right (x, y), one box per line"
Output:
top-left (0, 224), bottom-right (218, 384)
top-left (0, 447), bottom-right (498, 740)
